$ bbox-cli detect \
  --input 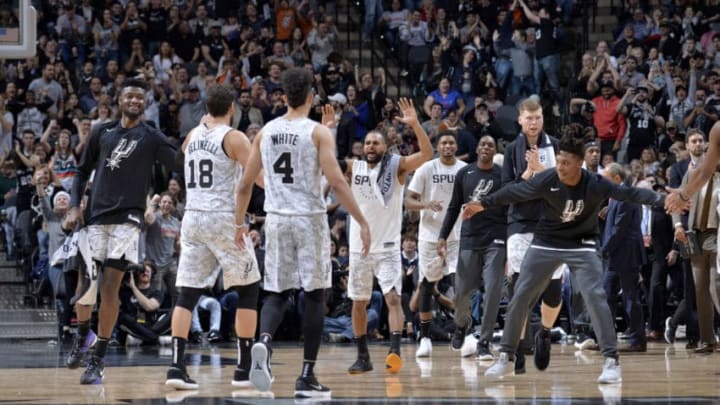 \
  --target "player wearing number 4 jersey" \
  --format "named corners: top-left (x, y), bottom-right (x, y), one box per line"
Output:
top-left (165, 84), bottom-right (264, 391)
top-left (235, 67), bottom-right (371, 400)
